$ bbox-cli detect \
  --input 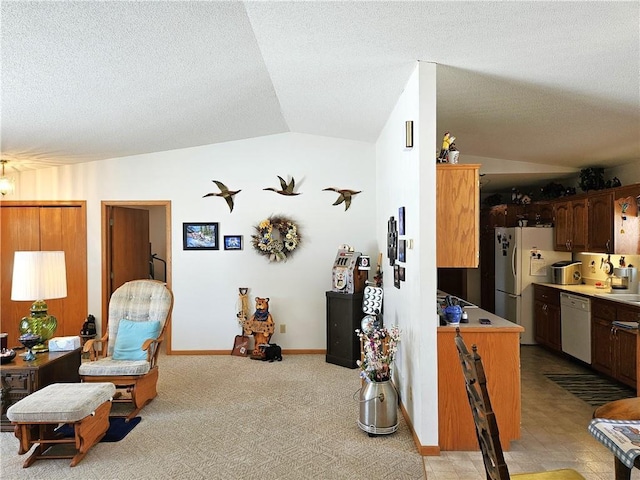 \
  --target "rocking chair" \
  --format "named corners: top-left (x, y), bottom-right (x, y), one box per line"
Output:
top-left (79, 280), bottom-right (173, 419)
